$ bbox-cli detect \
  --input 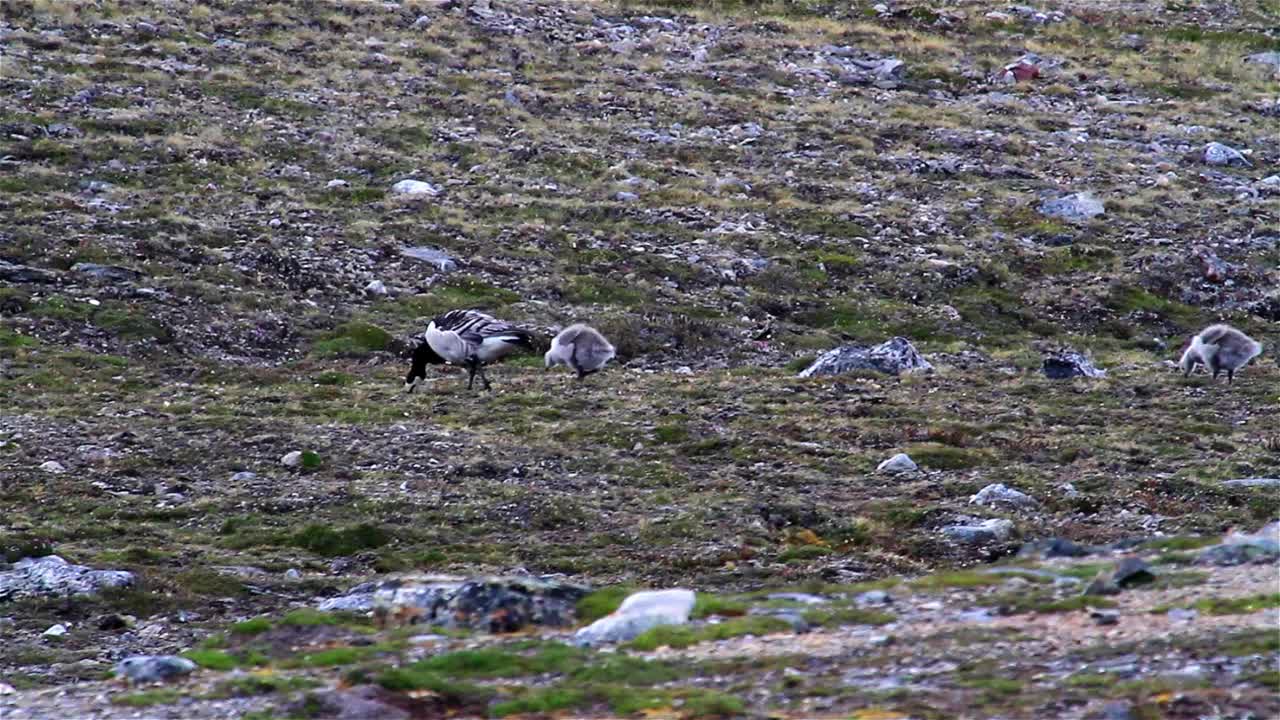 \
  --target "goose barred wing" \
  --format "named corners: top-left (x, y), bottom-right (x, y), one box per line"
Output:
top-left (433, 310), bottom-right (526, 345)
